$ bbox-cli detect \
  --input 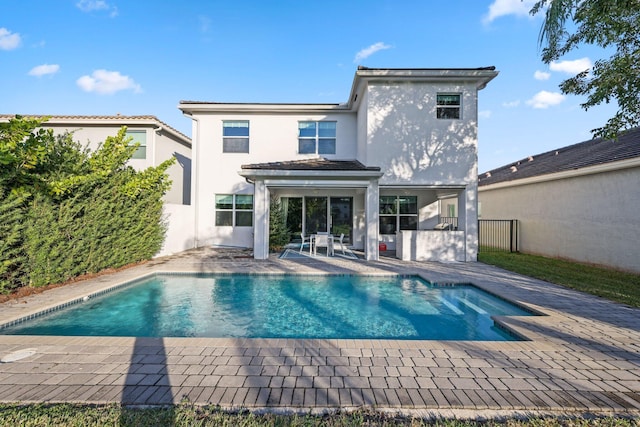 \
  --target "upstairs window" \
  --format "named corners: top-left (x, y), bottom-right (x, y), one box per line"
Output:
top-left (125, 130), bottom-right (147, 159)
top-left (298, 121), bottom-right (336, 154)
top-left (436, 94), bottom-right (461, 119)
top-left (223, 121), bottom-right (249, 153)
top-left (215, 194), bottom-right (253, 226)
